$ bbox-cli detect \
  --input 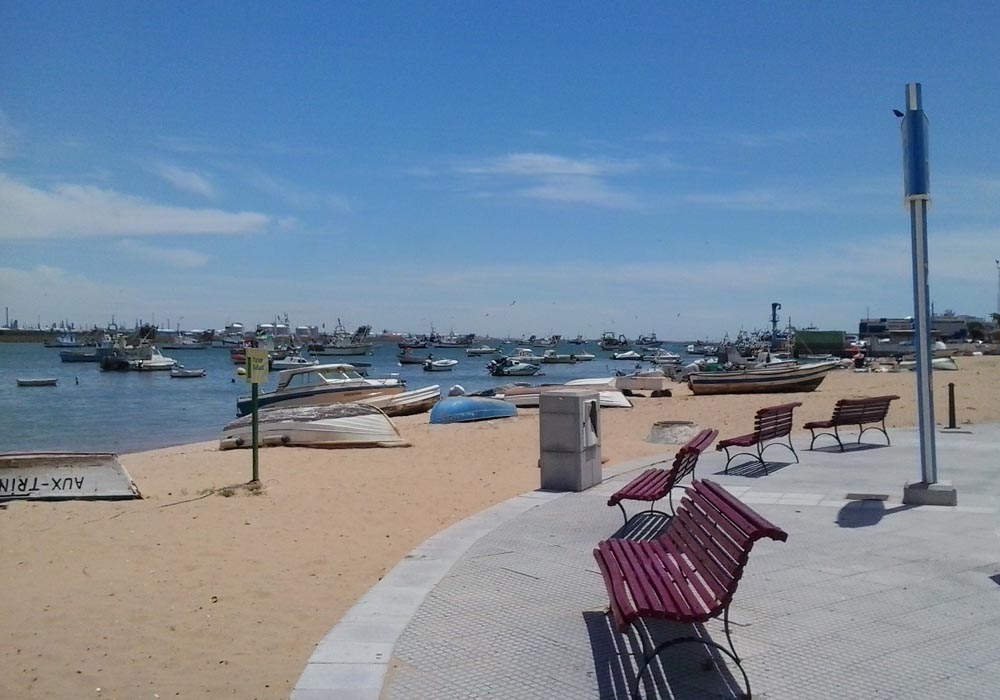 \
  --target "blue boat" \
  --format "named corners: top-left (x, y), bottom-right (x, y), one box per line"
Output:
top-left (429, 396), bottom-right (517, 424)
